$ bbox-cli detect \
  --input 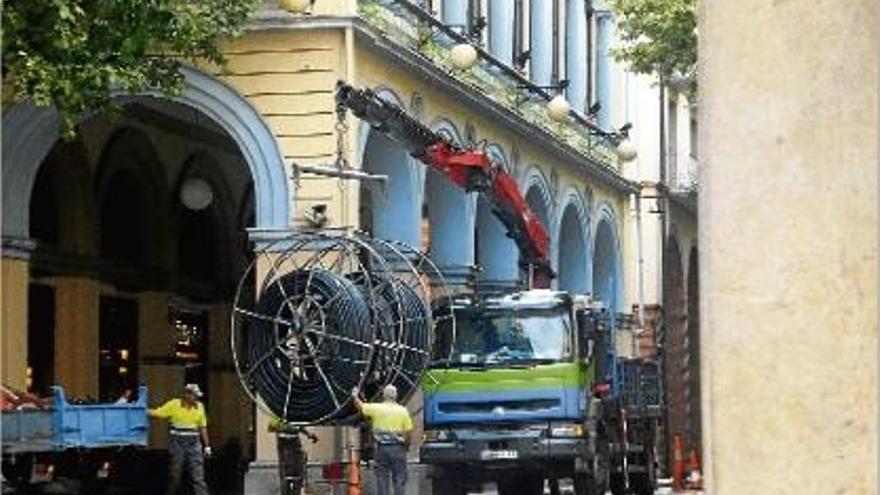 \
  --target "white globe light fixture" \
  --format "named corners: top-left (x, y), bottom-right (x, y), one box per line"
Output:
top-left (615, 137), bottom-right (638, 162)
top-left (279, 0), bottom-right (311, 14)
top-left (450, 43), bottom-right (478, 71)
top-left (180, 177), bottom-right (214, 211)
top-left (546, 94), bottom-right (570, 122)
